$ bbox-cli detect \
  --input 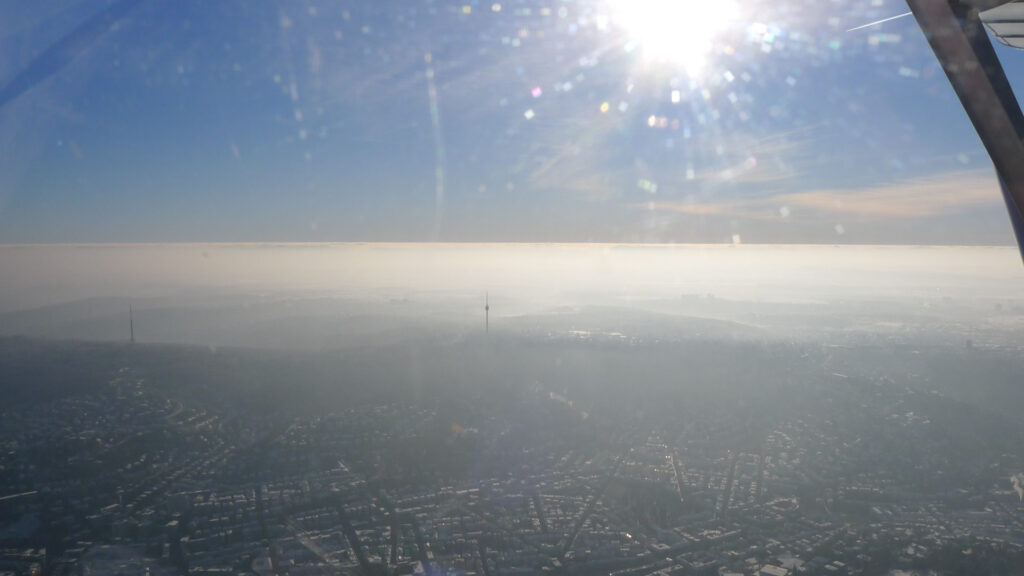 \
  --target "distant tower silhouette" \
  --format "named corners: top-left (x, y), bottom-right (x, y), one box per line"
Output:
top-left (485, 293), bottom-right (490, 334)
top-left (129, 305), bottom-right (135, 344)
